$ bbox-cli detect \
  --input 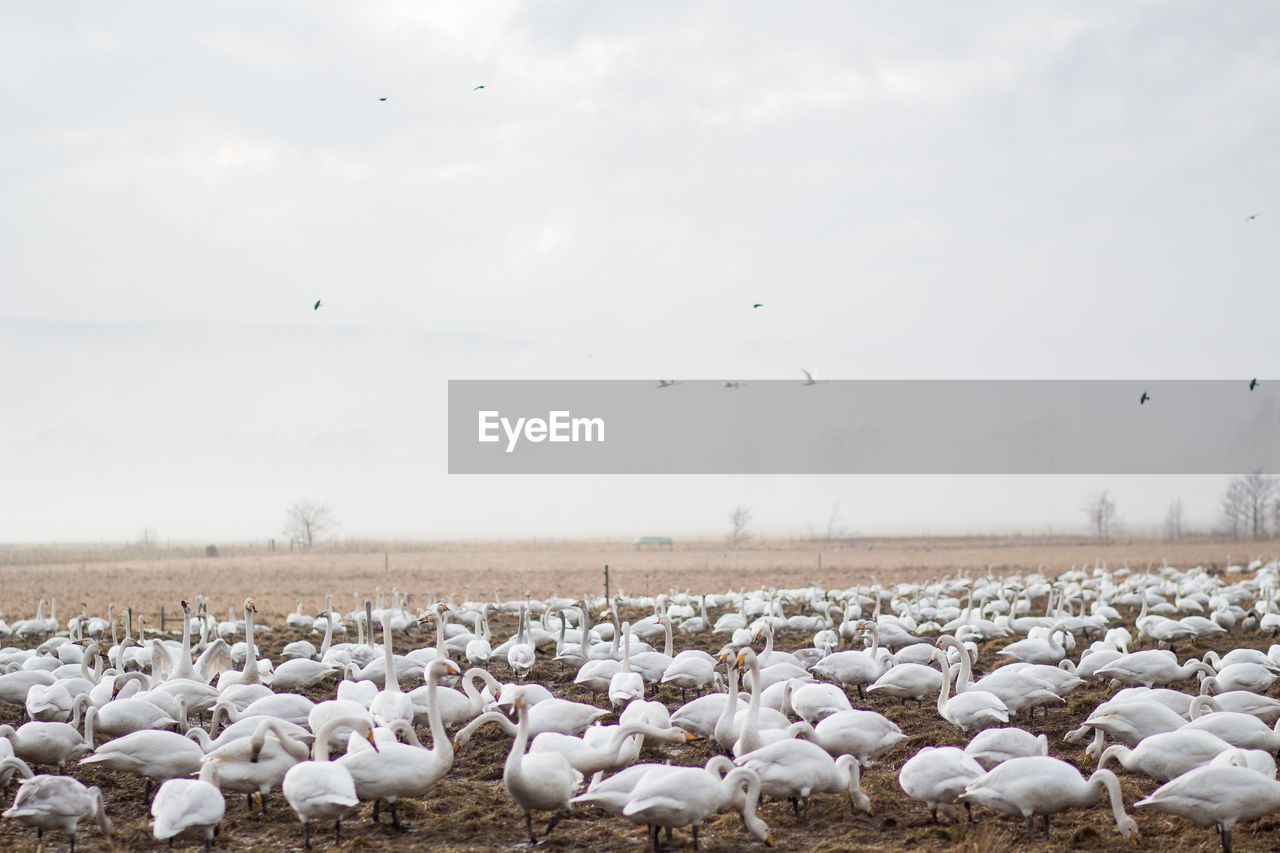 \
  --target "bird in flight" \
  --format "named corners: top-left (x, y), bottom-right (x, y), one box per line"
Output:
top-left (801, 369), bottom-right (819, 386)
top-left (378, 97), bottom-right (387, 102)
top-left (753, 303), bottom-right (763, 309)
top-left (1245, 213), bottom-right (1260, 221)
top-left (1139, 391), bottom-right (1150, 405)
top-left (473, 85), bottom-right (485, 90)
top-left (657, 379), bottom-right (679, 388)
top-left (314, 300), bottom-right (323, 311)
top-left (725, 381), bottom-right (743, 390)
top-left (1250, 378), bottom-right (1259, 391)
